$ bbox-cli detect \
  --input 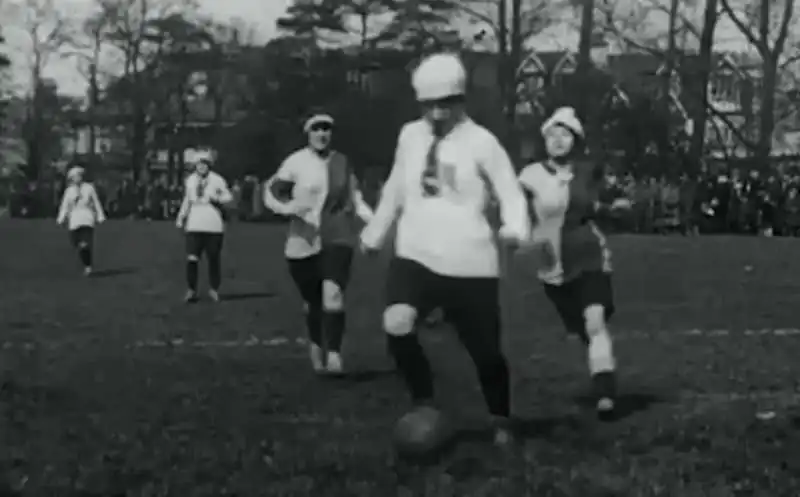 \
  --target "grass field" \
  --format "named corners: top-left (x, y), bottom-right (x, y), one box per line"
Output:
top-left (2, 220), bottom-right (800, 496)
